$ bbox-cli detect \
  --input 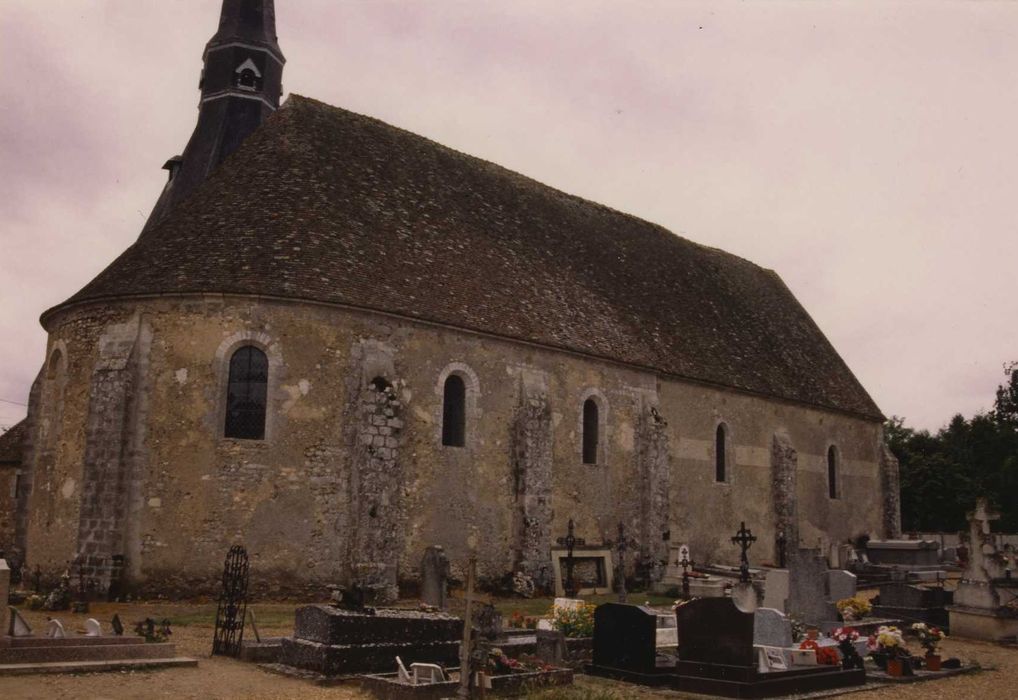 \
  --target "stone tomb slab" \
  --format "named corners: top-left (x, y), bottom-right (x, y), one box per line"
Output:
top-left (278, 605), bottom-right (462, 678)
